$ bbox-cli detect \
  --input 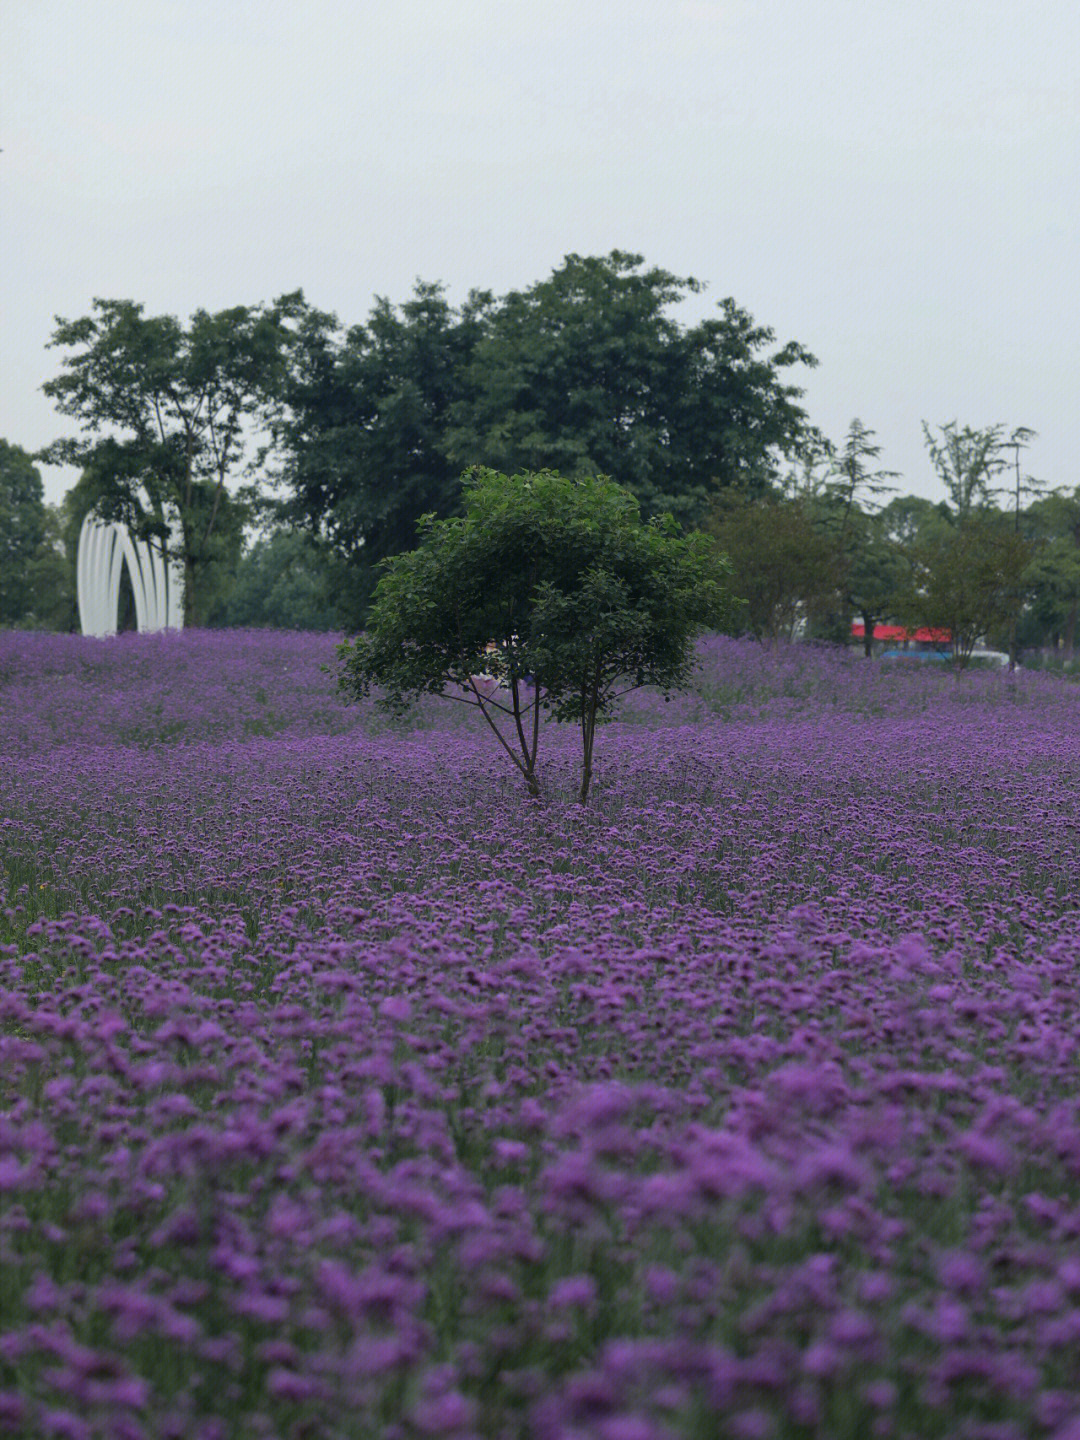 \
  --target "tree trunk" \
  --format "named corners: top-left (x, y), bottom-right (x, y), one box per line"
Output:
top-left (579, 693), bottom-right (598, 805)
top-left (861, 610), bottom-right (874, 658)
top-left (510, 675), bottom-right (541, 799)
top-left (184, 554), bottom-right (198, 628)
top-left (578, 756), bottom-right (592, 806)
